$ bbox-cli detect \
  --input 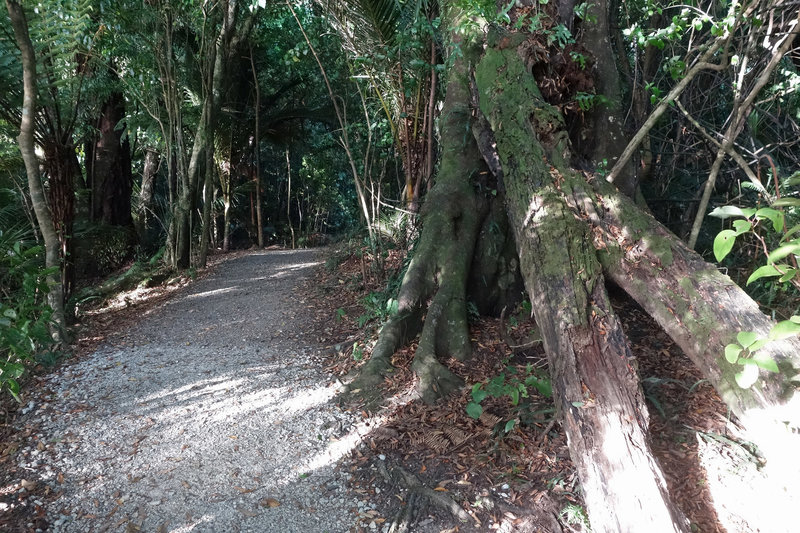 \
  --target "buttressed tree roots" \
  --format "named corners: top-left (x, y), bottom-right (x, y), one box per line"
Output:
top-left (347, 8), bottom-right (800, 533)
